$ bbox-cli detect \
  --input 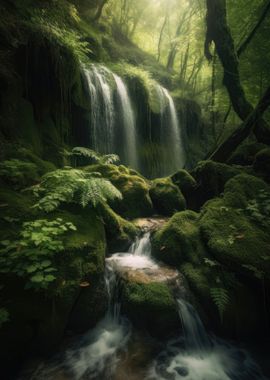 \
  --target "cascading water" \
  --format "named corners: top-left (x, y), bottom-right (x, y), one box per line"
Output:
top-left (62, 264), bottom-right (131, 380)
top-left (156, 84), bottom-right (186, 174)
top-left (82, 64), bottom-right (186, 176)
top-left (148, 299), bottom-right (267, 380)
top-left (23, 230), bottom-right (267, 380)
top-left (83, 65), bottom-right (138, 169)
top-left (82, 65), bottom-right (115, 154)
top-left (113, 73), bottom-right (138, 170)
